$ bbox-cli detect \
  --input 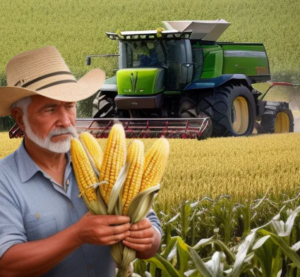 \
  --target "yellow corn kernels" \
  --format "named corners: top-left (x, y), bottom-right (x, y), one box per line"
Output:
top-left (70, 138), bottom-right (98, 202)
top-left (140, 137), bottom-right (169, 192)
top-left (122, 140), bottom-right (145, 215)
top-left (79, 132), bottom-right (103, 174)
top-left (99, 124), bottom-right (126, 205)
